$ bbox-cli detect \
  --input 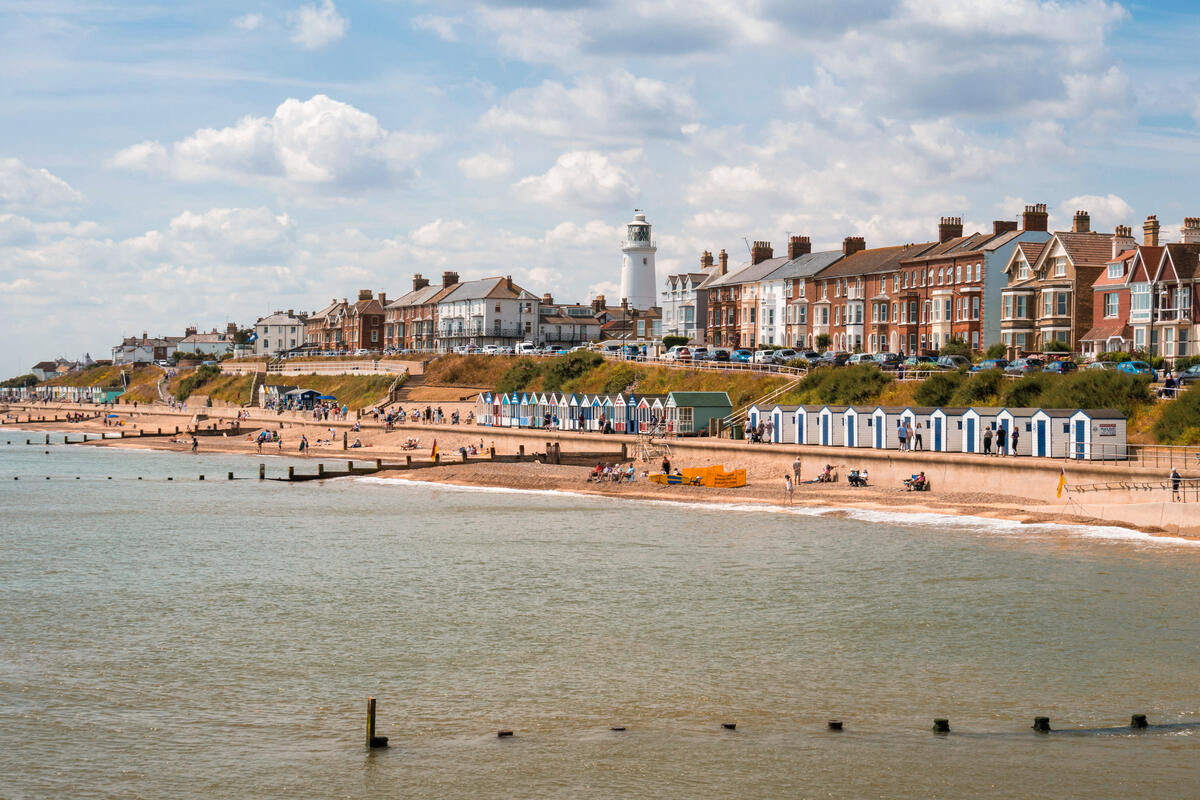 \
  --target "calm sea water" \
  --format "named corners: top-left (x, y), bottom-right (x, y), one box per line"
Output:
top-left (1, 433), bottom-right (1198, 799)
